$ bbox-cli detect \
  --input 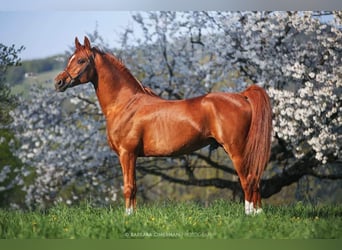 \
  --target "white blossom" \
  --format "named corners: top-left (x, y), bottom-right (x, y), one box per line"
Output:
top-left (8, 85), bottom-right (119, 208)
